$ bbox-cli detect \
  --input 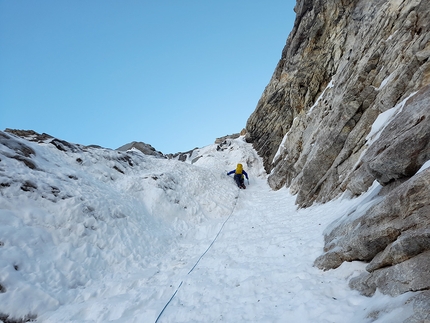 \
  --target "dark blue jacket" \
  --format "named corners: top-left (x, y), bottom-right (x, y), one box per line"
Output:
top-left (227, 169), bottom-right (248, 179)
